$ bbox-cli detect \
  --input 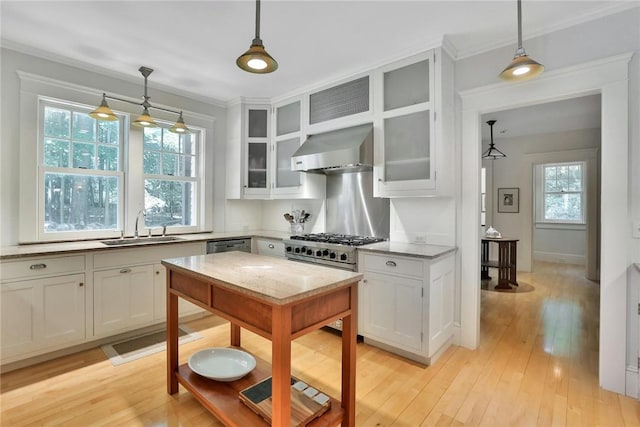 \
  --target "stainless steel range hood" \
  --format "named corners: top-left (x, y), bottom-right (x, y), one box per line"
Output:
top-left (291, 123), bottom-right (373, 173)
